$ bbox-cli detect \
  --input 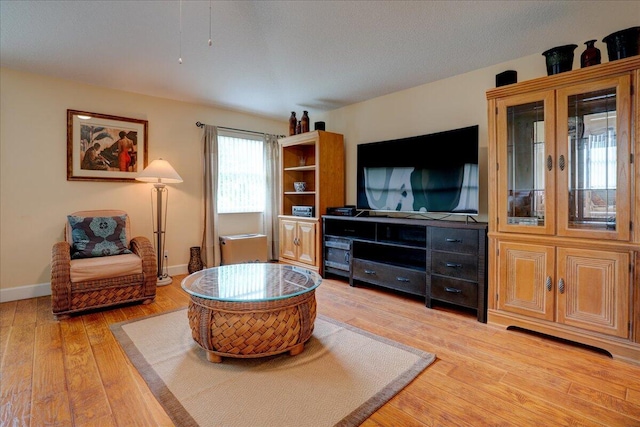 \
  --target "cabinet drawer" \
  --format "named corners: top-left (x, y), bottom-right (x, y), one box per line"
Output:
top-left (430, 276), bottom-right (478, 309)
top-left (352, 259), bottom-right (426, 297)
top-left (324, 236), bottom-right (351, 250)
top-left (430, 227), bottom-right (479, 254)
top-left (325, 247), bottom-right (350, 271)
top-left (431, 251), bottom-right (478, 281)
